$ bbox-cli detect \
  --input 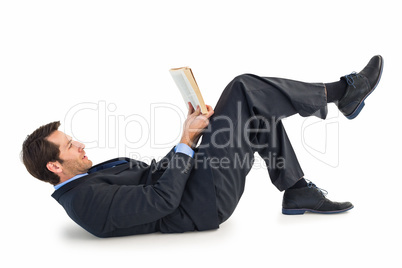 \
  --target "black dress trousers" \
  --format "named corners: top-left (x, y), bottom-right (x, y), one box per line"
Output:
top-left (194, 74), bottom-right (328, 223)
